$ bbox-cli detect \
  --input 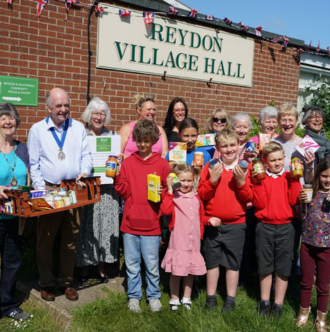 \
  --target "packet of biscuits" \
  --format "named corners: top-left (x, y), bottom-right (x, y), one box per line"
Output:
top-left (29, 198), bottom-right (54, 211)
